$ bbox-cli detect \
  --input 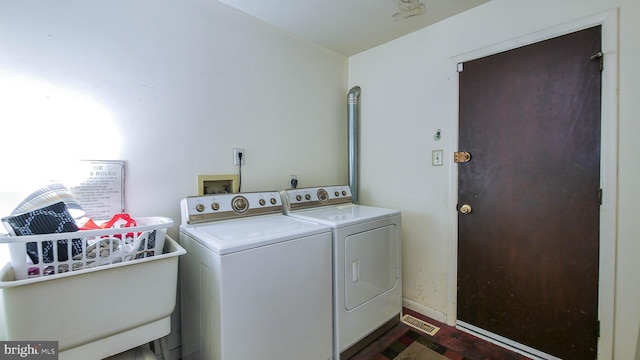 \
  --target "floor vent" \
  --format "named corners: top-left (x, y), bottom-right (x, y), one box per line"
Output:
top-left (401, 314), bottom-right (440, 336)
